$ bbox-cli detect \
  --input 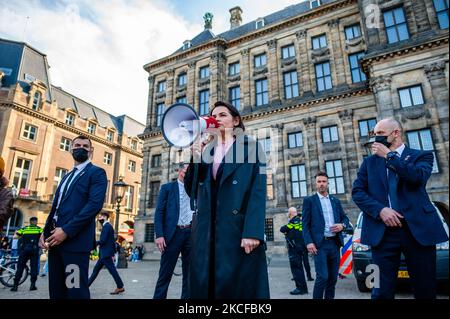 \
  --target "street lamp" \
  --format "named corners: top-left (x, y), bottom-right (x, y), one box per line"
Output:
top-left (113, 177), bottom-right (129, 239)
